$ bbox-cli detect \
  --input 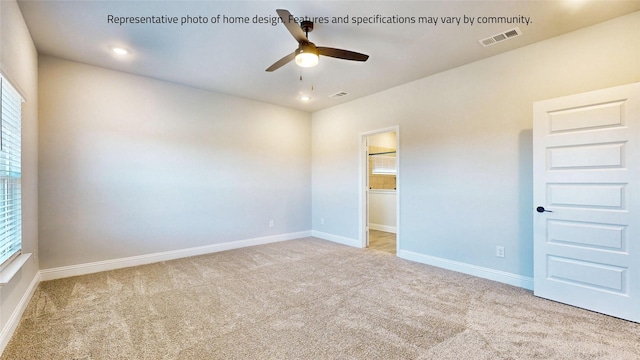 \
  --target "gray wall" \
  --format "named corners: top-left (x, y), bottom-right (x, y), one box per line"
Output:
top-left (311, 12), bottom-right (640, 279)
top-left (0, 0), bottom-right (39, 338)
top-left (38, 56), bottom-right (311, 269)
